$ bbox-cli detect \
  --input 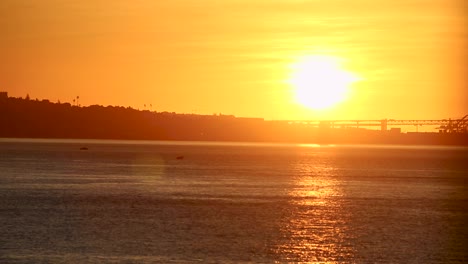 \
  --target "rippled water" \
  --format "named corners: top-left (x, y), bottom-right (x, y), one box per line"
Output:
top-left (1, 139), bottom-right (467, 263)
